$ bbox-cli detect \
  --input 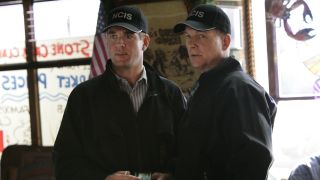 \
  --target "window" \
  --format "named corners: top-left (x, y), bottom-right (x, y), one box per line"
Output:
top-left (0, 0), bottom-right (99, 154)
top-left (264, 0), bottom-right (320, 179)
top-left (275, 0), bottom-right (319, 98)
top-left (33, 0), bottom-right (98, 145)
top-left (0, 4), bottom-right (25, 64)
